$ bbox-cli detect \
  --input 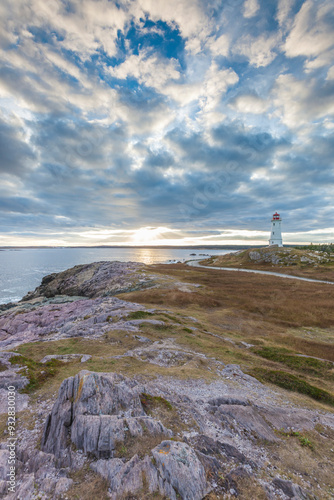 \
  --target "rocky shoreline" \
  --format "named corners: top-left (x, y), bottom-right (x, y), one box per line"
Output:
top-left (0, 261), bottom-right (333, 499)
